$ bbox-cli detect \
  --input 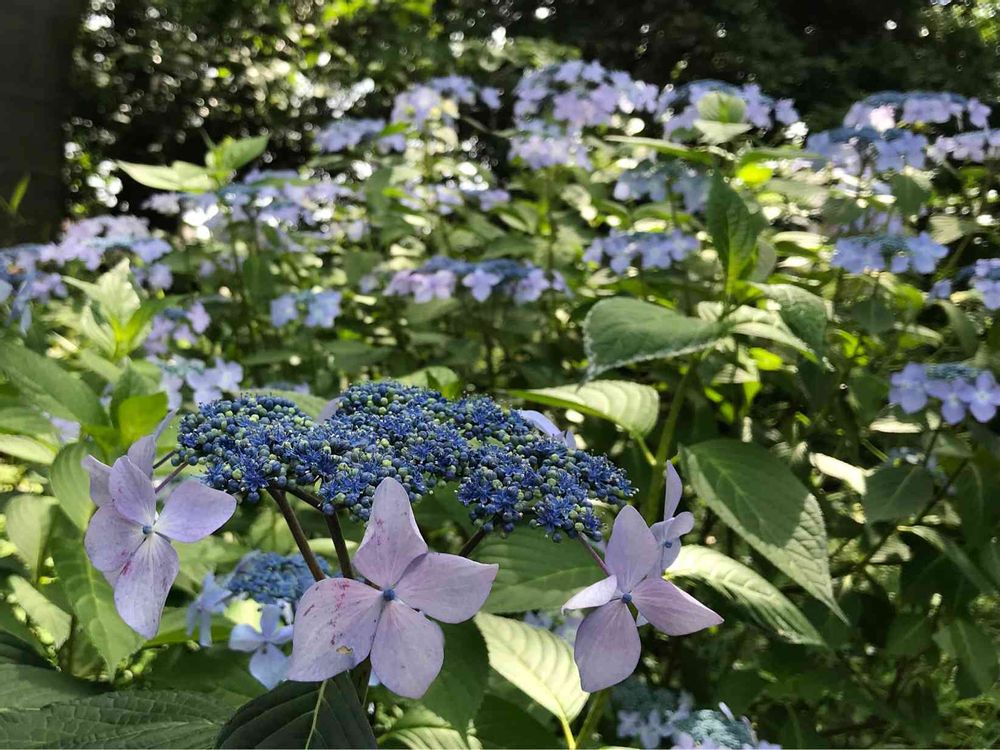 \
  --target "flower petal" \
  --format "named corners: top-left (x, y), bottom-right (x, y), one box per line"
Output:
top-left (84, 505), bottom-right (145, 572)
top-left (249, 643), bottom-right (289, 689)
top-left (562, 575), bottom-right (619, 613)
top-left (395, 553), bottom-right (498, 624)
top-left (259, 603), bottom-right (284, 639)
top-left (605, 505), bottom-right (659, 592)
top-left (370, 600), bottom-right (444, 699)
top-left (664, 461), bottom-right (683, 519)
top-left (154, 480), bottom-right (236, 542)
top-left (630, 576), bottom-right (723, 636)
top-left (286, 578), bottom-right (383, 682)
top-left (229, 623), bottom-right (266, 652)
top-left (109, 457), bottom-right (156, 527)
top-left (353, 478), bottom-right (427, 588)
top-left (517, 410), bottom-right (561, 437)
top-left (126, 411), bottom-right (176, 476)
top-left (573, 600), bottom-right (640, 692)
top-left (114, 533), bottom-right (179, 639)
top-left (82, 455), bottom-right (112, 507)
